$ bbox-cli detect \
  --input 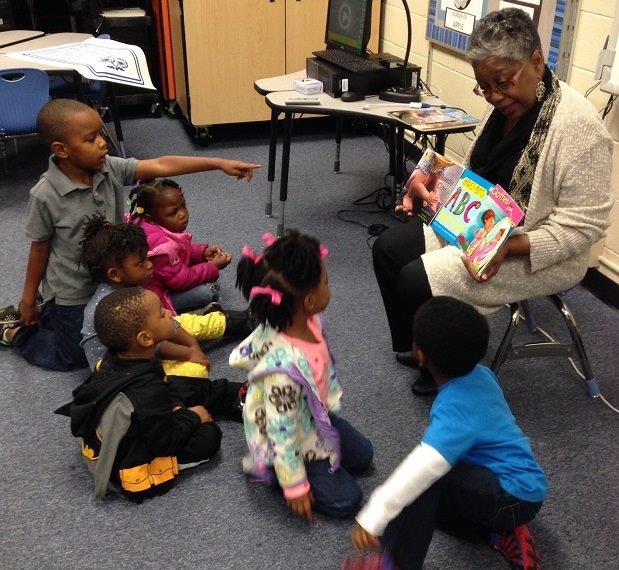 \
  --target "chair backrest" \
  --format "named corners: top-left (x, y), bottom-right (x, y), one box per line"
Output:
top-left (0, 68), bottom-right (50, 137)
